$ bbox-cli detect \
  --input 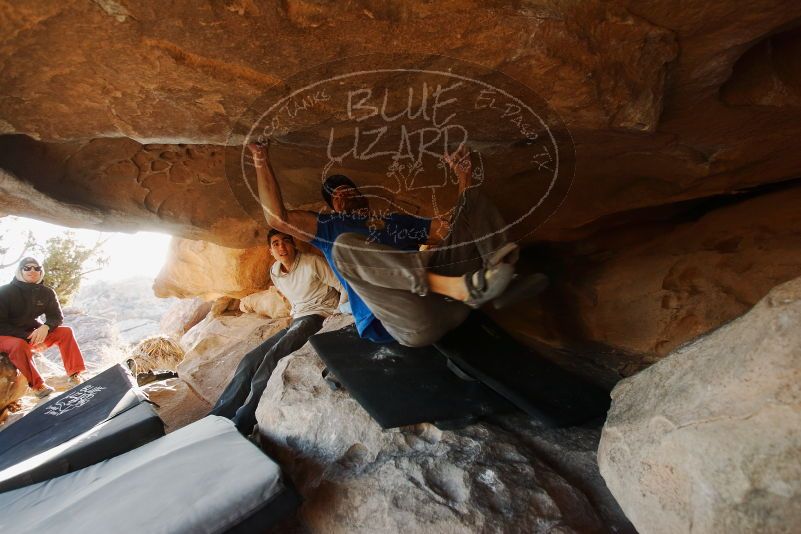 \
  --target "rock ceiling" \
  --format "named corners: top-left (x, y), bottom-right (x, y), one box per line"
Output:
top-left (0, 1), bottom-right (799, 247)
